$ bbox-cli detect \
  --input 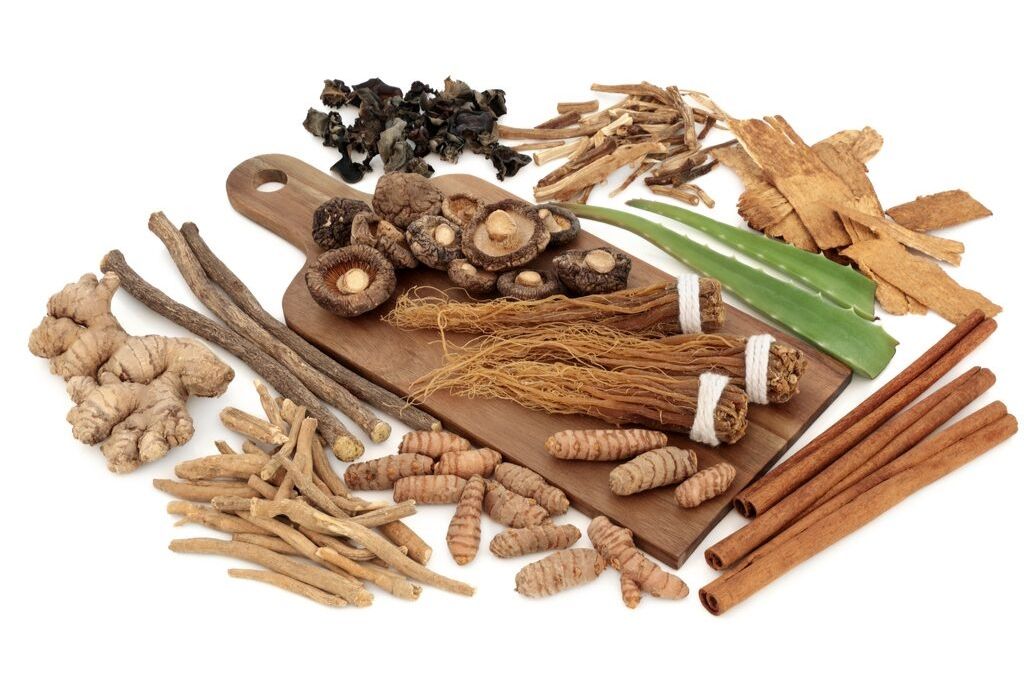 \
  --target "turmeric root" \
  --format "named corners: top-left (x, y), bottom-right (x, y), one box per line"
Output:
top-left (545, 428), bottom-right (667, 461)
top-left (29, 272), bottom-right (233, 472)
top-left (620, 575), bottom-right (643, 609)
top-left (446, 475), bottom-right (486, 565)
top-left (588, 516), bottom-right (688, 599)
top-left (344, 454), bottom-right (435, 490)
top-left (514, 548), bottom-right (606, 598)
top-left (489, 524), bottom-right (581, 558)
top-left (398, 430), bottom-right (471, 458)
top-left (483, 481), bottom-right (550, 528)
top-left (674, 462), bottom-right (736, 508)
top-left (434, 448), bottom-right (502, 478)
top-left (492, 463), bottom-right (569, 515)
top-left (393, 475), bottom-right (468, 504)
top-left (608, 447), bottom-right (698, 495)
